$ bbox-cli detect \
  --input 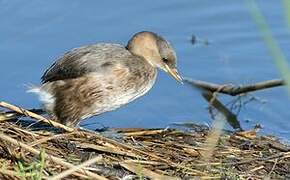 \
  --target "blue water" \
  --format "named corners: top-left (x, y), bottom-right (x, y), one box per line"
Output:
top-left (1, 1), bottom-right (290, 140)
